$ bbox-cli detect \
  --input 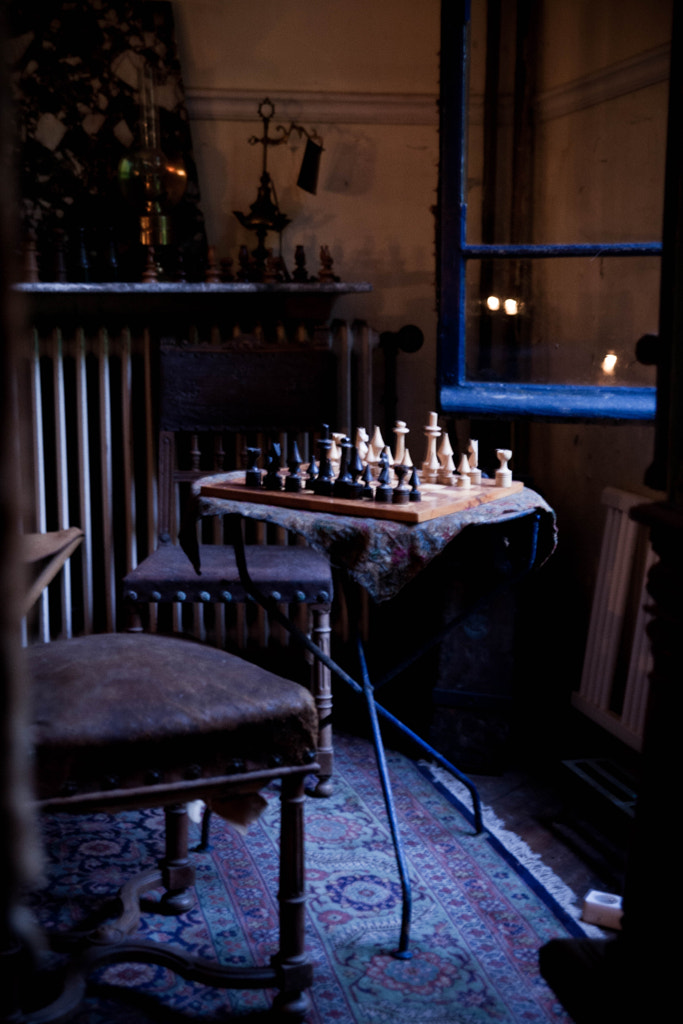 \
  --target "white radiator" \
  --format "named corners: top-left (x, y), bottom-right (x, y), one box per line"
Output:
top-left (22, 317), bottom-right (377, 644)
top-left (573, 487), bottom-right (654, 751)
